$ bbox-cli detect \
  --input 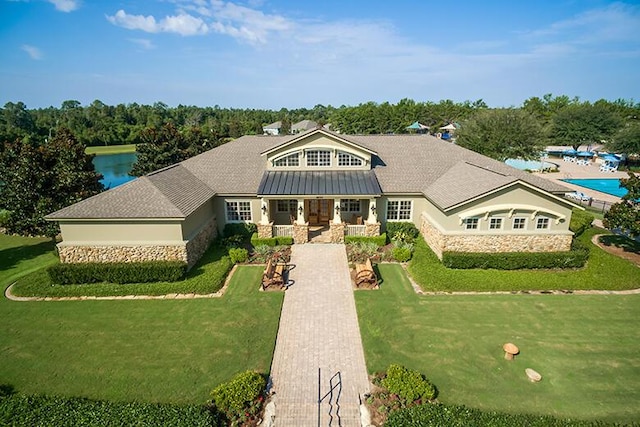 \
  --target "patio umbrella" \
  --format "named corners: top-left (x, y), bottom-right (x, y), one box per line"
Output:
top-left (439, 123), bottom-right (457, 131)
top-left (406, 121), bottom-right (429, 130)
